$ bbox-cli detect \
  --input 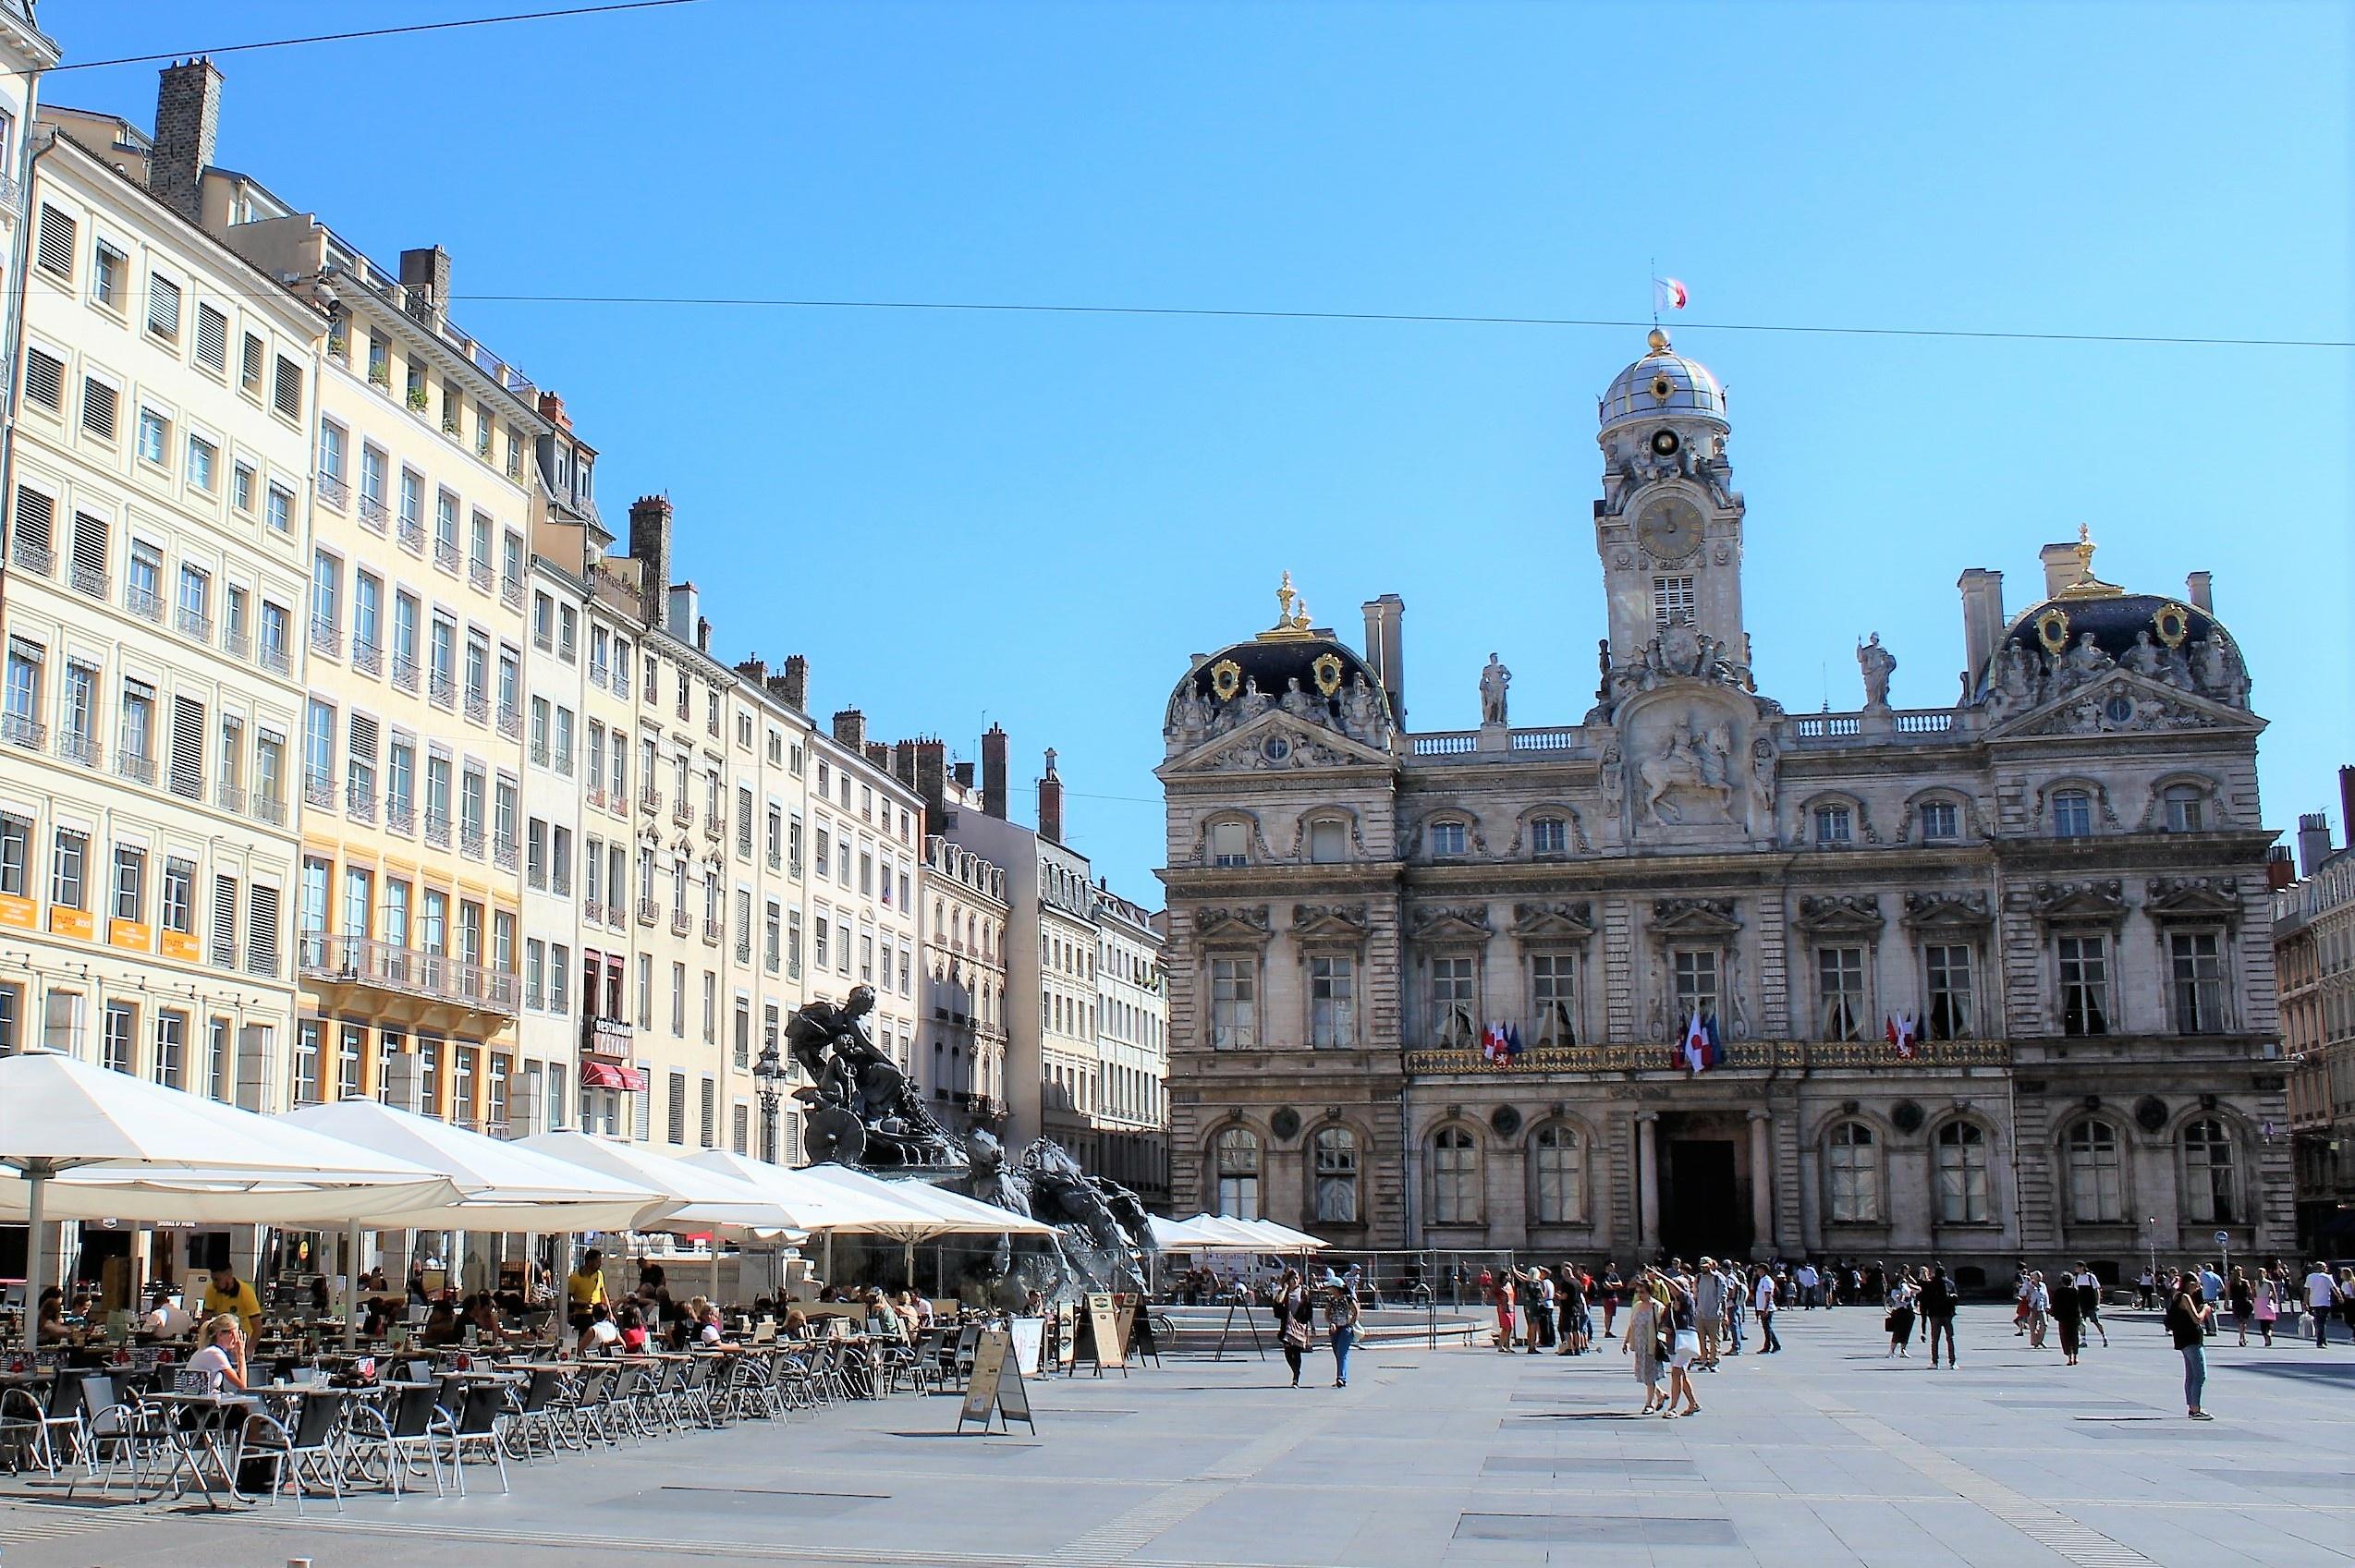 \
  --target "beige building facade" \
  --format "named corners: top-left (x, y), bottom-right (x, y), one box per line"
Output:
top-left (2276, 784), bottom-right (2354, 1253)
top-left (1158, 332), bottom-right (2291, 1283)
